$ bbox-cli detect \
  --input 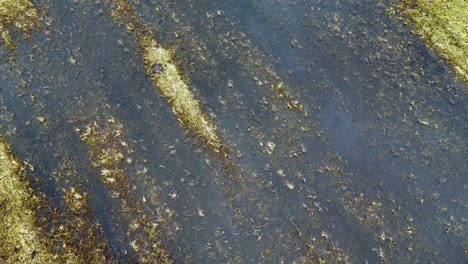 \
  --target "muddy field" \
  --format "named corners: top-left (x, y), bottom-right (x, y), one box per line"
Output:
top-left (0, 0), bottom-right (466, 263)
